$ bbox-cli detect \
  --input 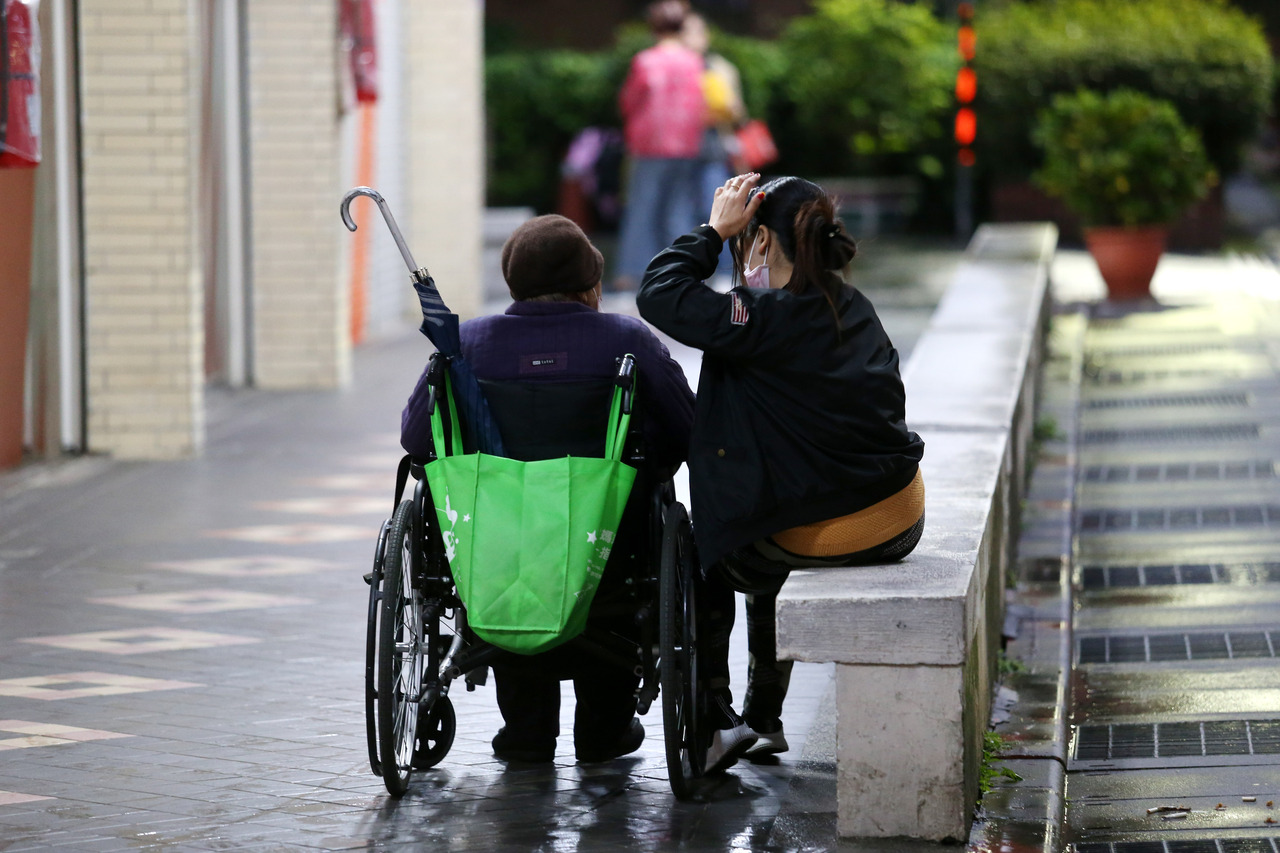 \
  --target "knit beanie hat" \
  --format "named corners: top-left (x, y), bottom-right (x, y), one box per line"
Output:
top-left (501, 215), bottom-right (604, 300)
